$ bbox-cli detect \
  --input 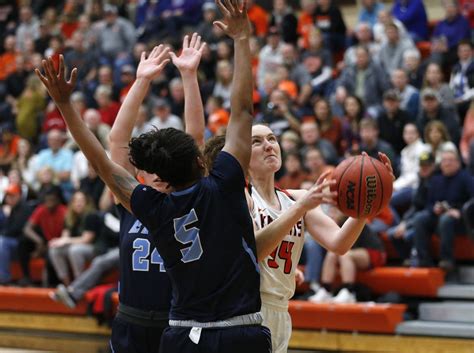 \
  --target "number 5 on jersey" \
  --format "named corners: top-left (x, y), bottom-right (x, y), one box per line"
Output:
top-left (174, 209), bottom-right (203, 263)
